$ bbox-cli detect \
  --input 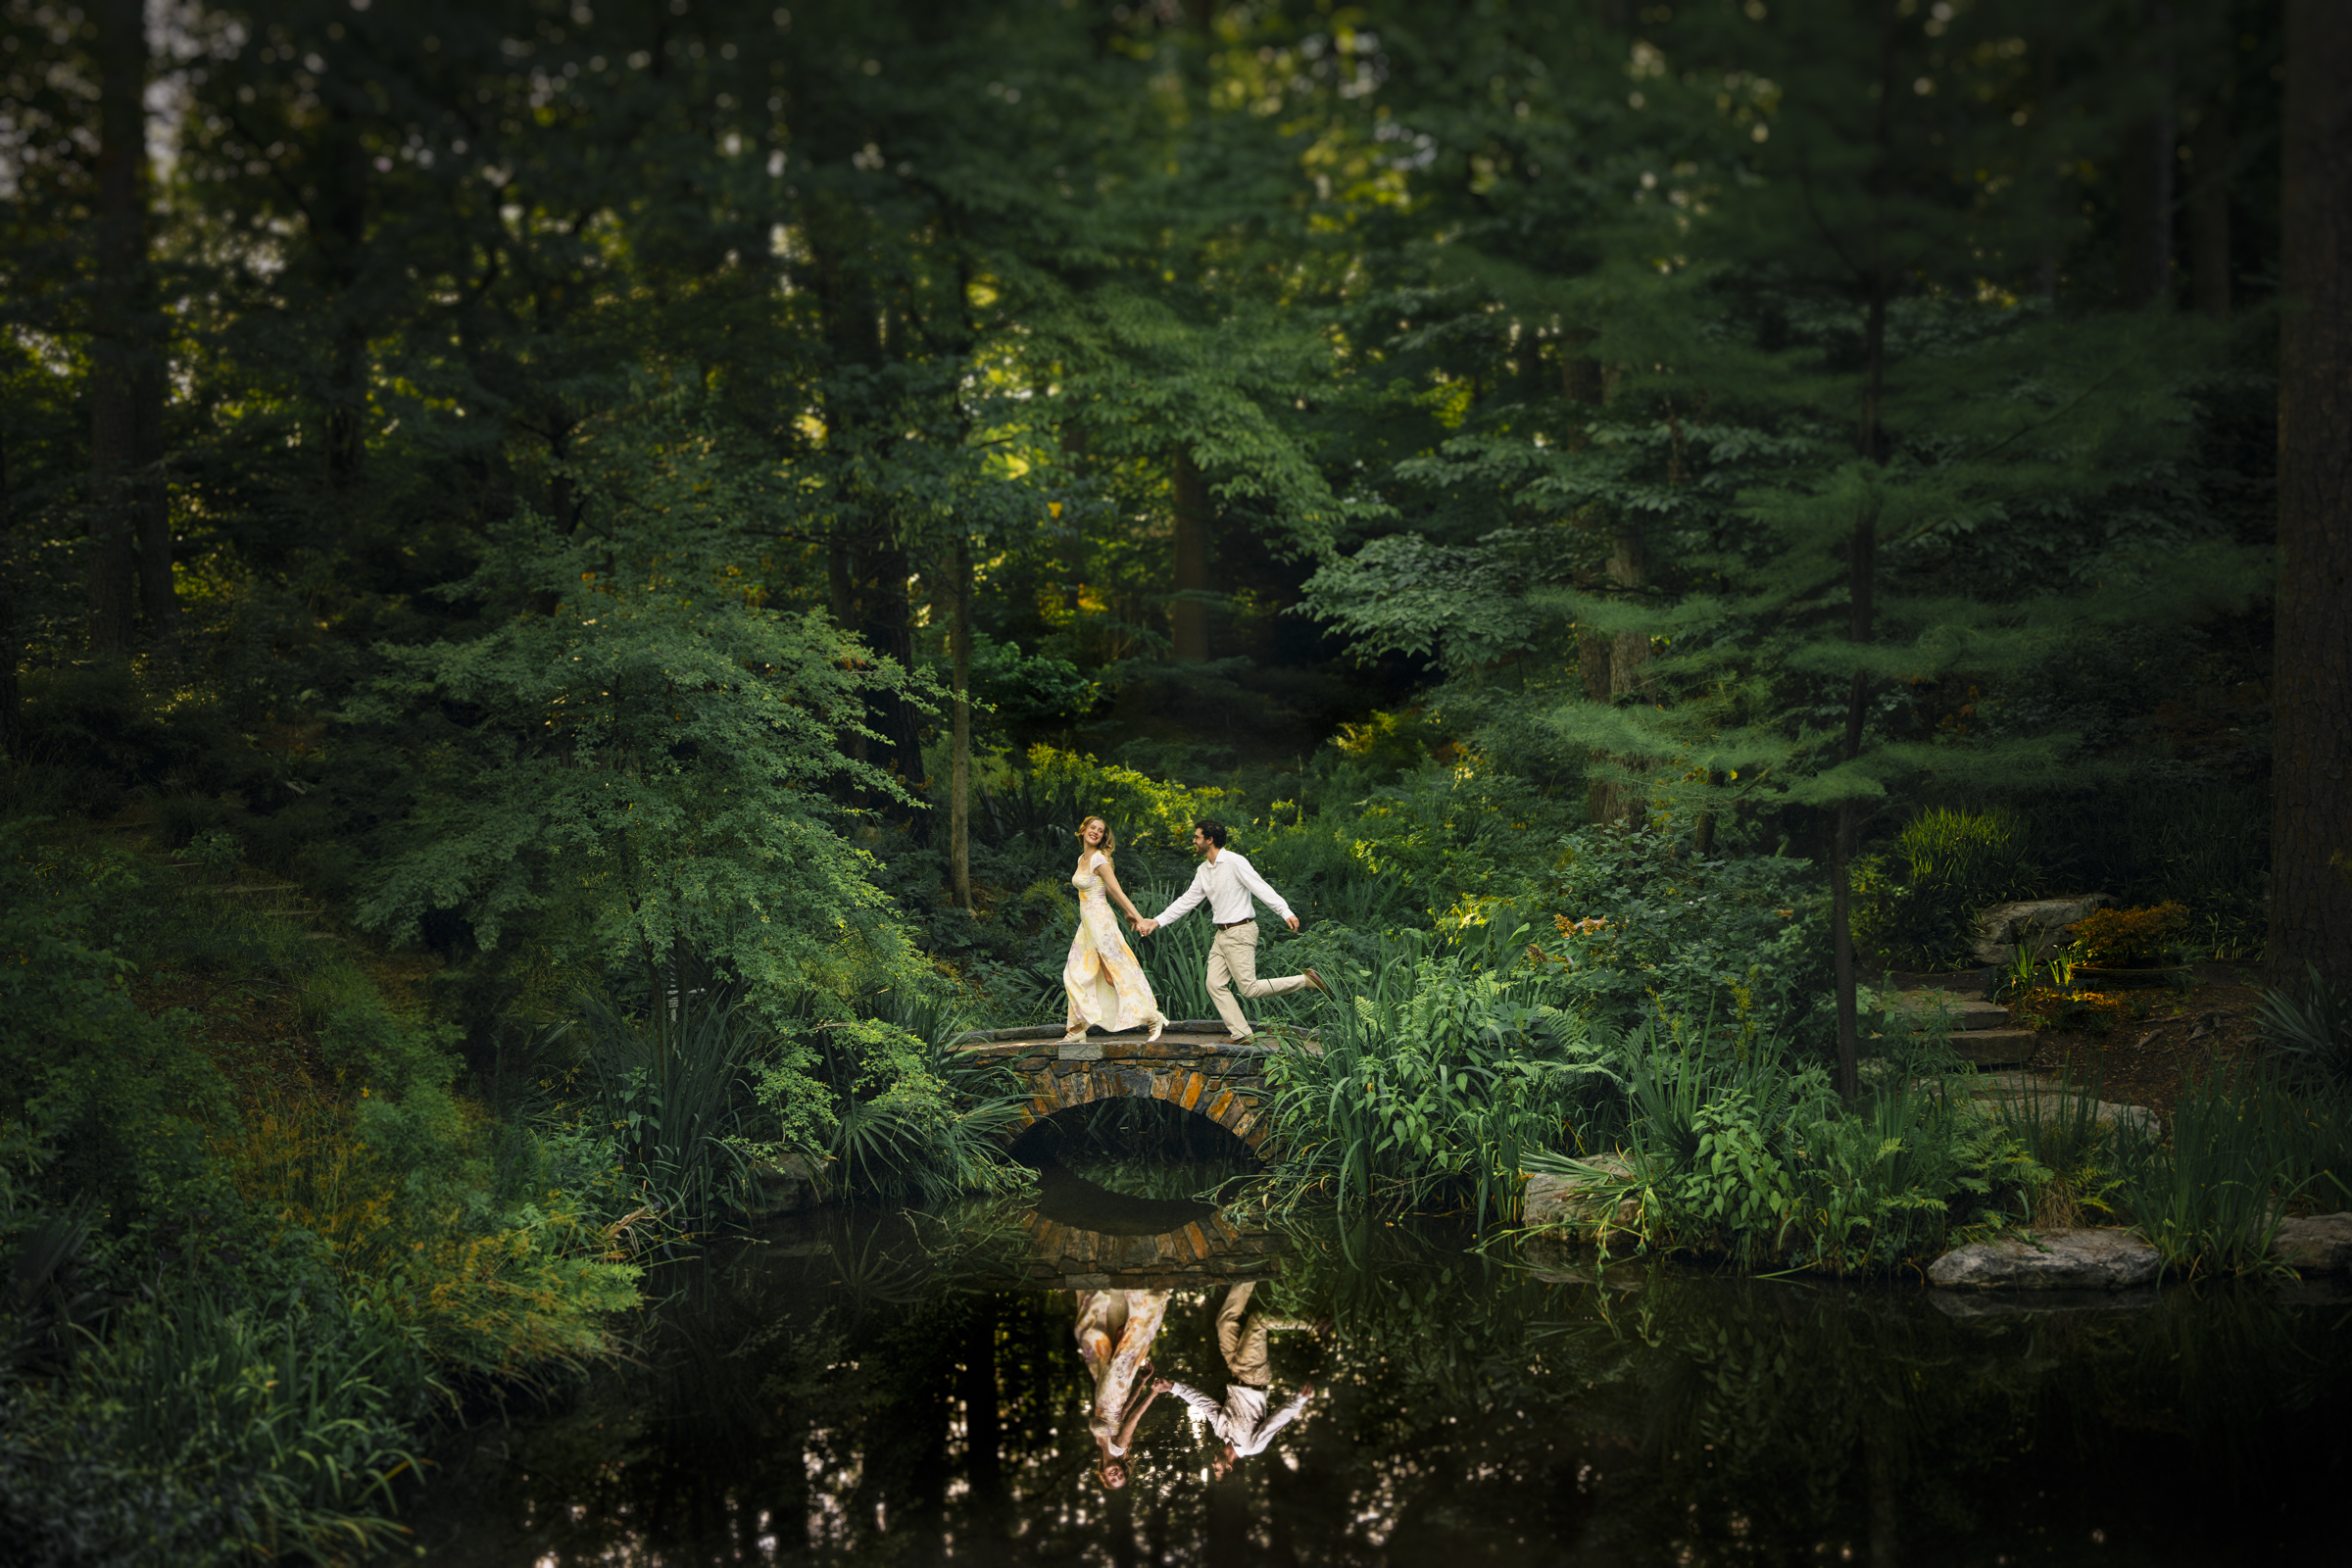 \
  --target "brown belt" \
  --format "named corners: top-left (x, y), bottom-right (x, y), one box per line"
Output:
top-left (1215, 918), bottom-right (1252, 929)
